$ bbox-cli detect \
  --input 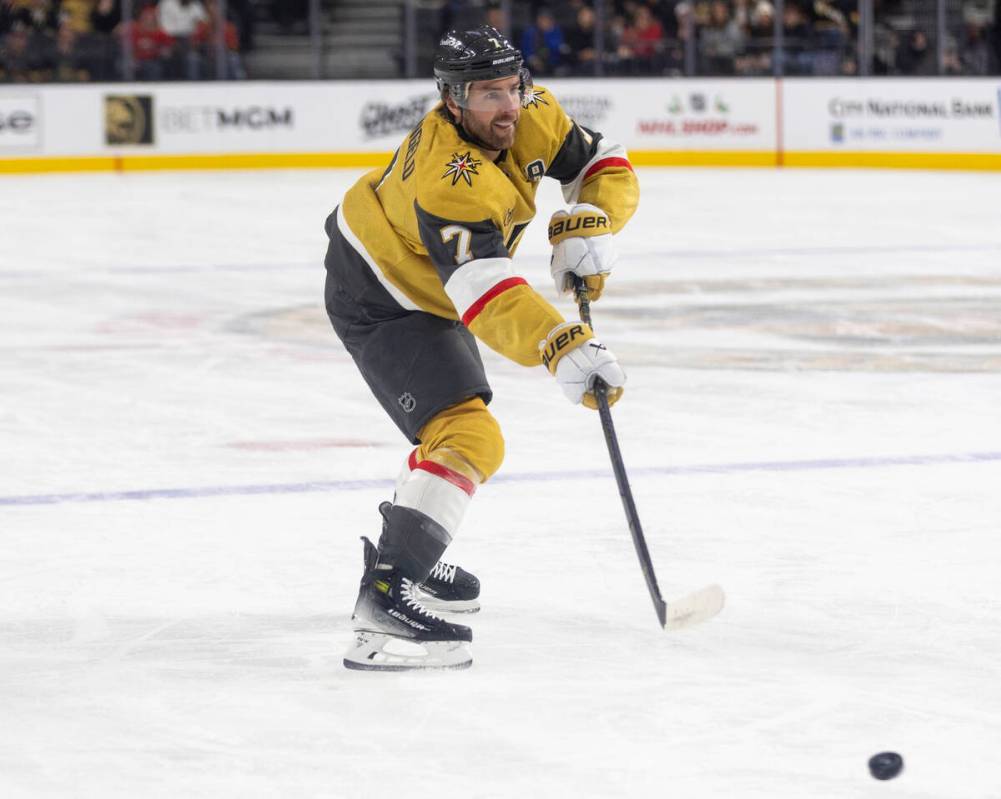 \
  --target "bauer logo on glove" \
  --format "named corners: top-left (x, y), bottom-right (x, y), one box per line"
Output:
top-left (547, 211), bottom-right (609, 242)
top-left (540, 323), bottom-right (590, 372)
top-left (539, 322), bottom-right (626, 409)
top-left (548, 203), bottom-right (618, 301)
